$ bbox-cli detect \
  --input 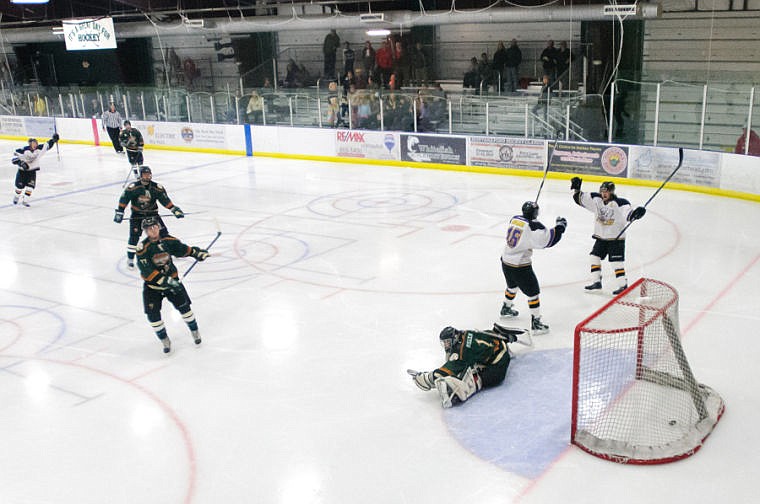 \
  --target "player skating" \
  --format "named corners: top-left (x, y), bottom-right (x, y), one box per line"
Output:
top-left (114, 166), bottom-right (184, 269)
top-left (11, 134), bottom-right (59, 206)
top-left (499, 201), bottom-right (566, 334)
top-left (570, 178), bottom-right (645, 295)
top-left (136, 217), bottom-right (209, 353)
top-left (409, 325), bottom-right (523, 408)
top-left (118, 120), bottom-right (144, 181)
